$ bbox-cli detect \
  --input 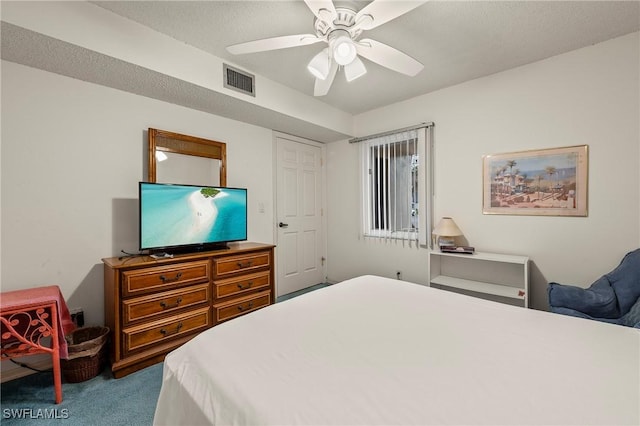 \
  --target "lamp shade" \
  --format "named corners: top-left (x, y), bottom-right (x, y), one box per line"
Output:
top-left (331, 31), bottom-right (357, 66)
top-left (344, 56), bottom-right (367, 82)
top-left (433, 217), bottom-right (463, 237)
top-left (155, 150), bottom-right (168, 162)
top-left (307, 48), bottom-right (330, 80)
